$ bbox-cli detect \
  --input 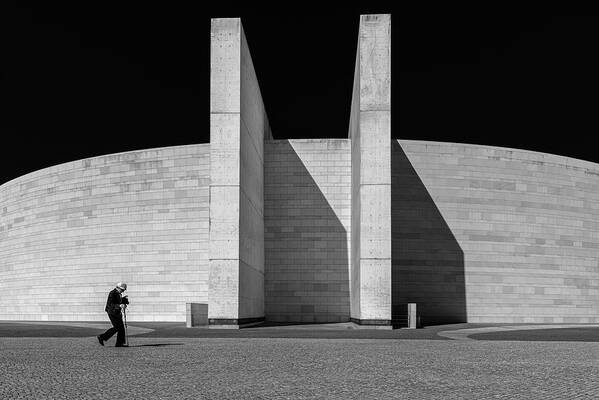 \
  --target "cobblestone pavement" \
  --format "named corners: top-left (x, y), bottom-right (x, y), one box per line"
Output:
top-left (1, 337), bottom-right (598, 399)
